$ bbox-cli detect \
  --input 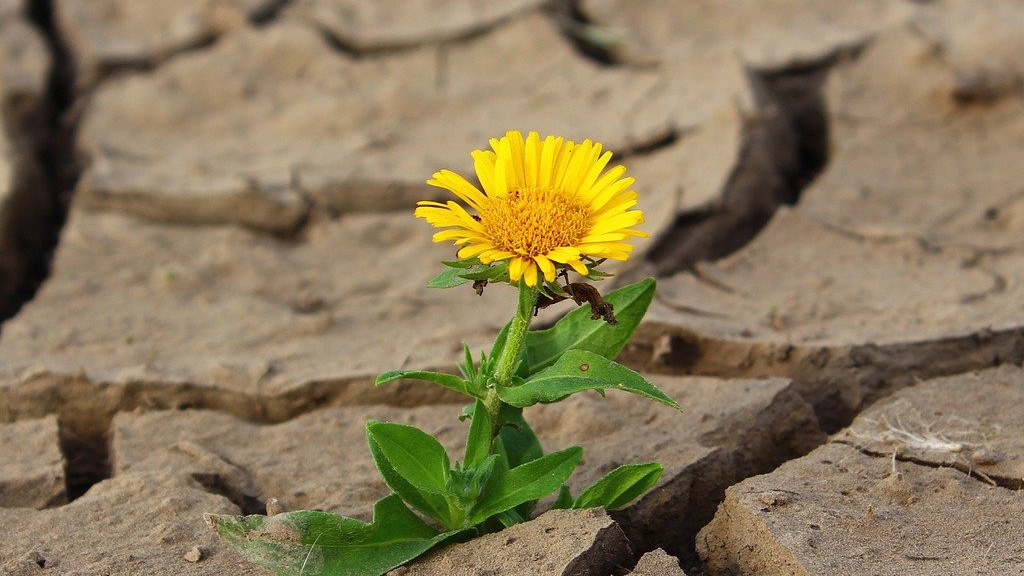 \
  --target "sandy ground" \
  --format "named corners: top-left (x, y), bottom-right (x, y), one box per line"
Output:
top-left (0, 1), bottom-right (1023, 575)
